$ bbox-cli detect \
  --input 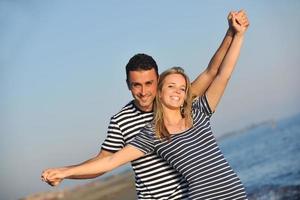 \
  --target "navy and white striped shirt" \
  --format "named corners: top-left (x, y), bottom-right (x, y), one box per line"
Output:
top-left (102, 101), bottom-right (189, 199)
top-left (130, 95), bottom-right (248, 200)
